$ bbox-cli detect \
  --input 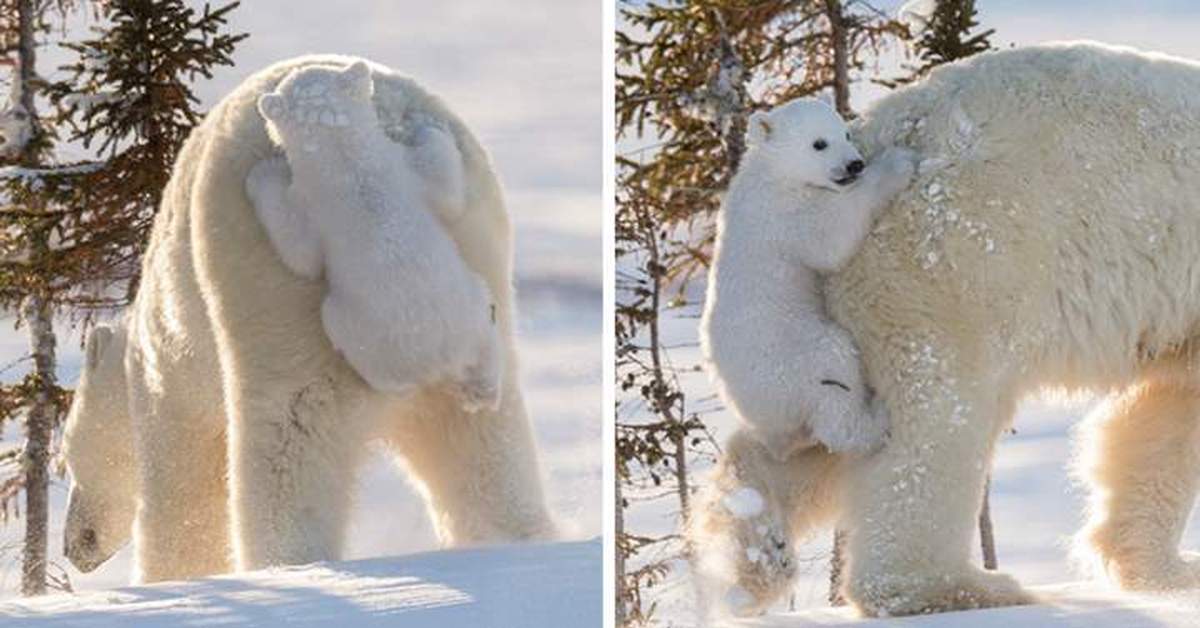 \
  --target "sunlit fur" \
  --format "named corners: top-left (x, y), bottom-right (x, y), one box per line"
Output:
top-left (61, 56), bottom-right (557, 584)
top-left (818, 42), bottom-right (1200, 616)
top-left (249, 62), bottom-right (501, 409)
top-left (700, 99), bottom-right (914, 460)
